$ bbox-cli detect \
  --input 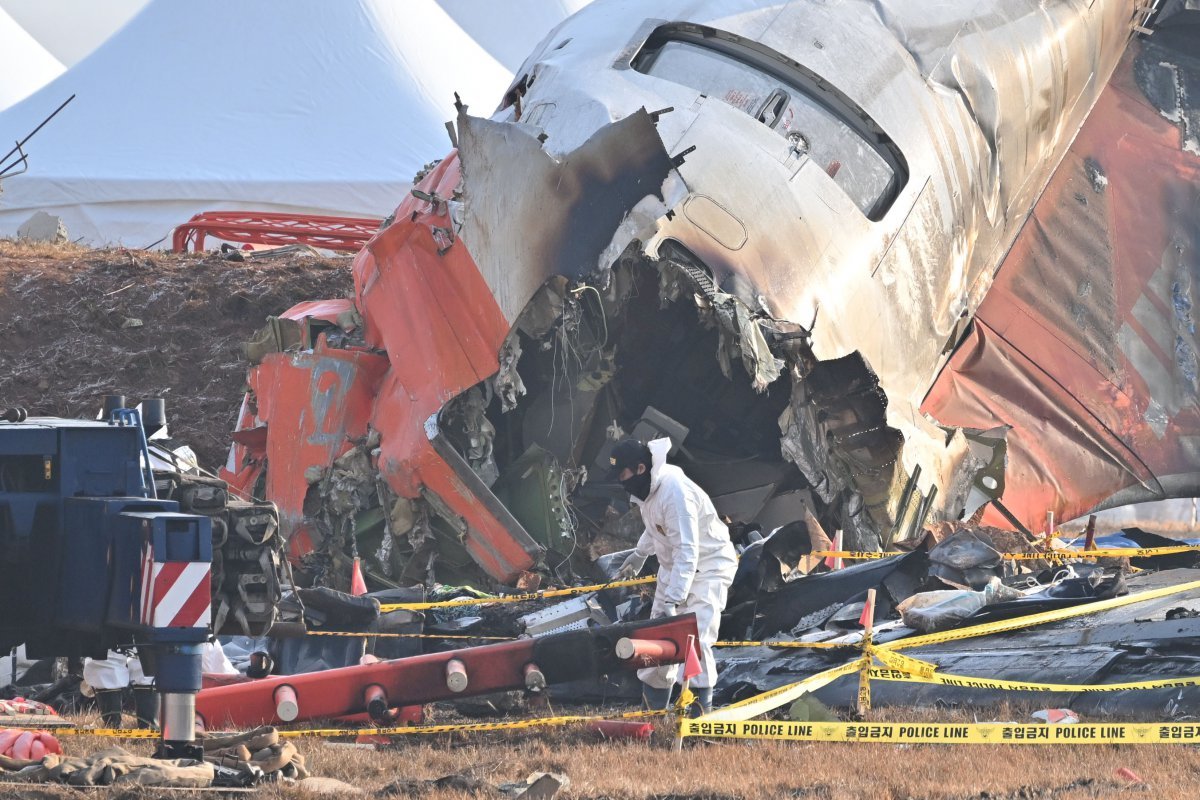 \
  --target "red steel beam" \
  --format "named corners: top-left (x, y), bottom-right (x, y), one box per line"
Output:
top-left (196, 615), bottom-right (699, 729)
